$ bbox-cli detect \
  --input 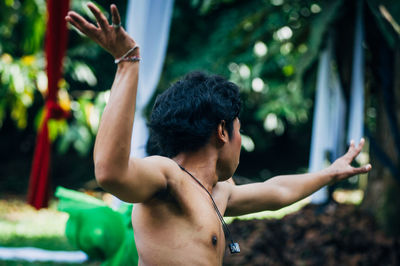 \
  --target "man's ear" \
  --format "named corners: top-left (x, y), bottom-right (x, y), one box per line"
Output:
top-left (217, 120), bottom-right (229, 143)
